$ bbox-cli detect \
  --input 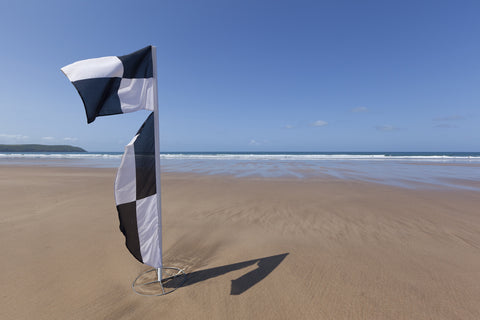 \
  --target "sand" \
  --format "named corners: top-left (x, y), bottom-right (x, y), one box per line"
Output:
top-left (1, 166), bottom-right (480, 319)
